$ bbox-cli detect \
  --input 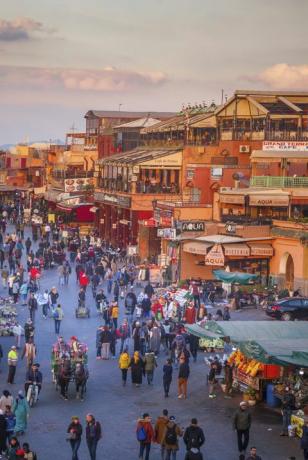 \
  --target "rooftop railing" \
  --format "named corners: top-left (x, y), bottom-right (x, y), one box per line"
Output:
top-left (250, 176), bottom-right (308, 188)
